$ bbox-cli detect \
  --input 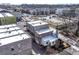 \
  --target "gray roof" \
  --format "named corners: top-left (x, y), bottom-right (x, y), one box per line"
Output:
top-left (0, 13), bottom-right (14, 18)
top-left (0, 24), bottom-right (31, 46)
